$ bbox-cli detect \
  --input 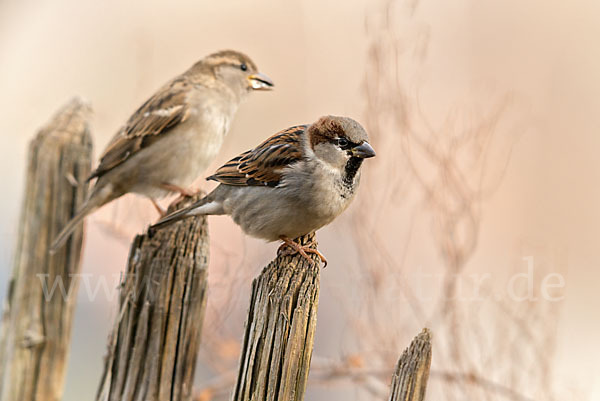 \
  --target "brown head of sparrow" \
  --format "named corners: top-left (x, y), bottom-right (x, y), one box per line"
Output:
top-left (51, 49), bottom-right (273, 251)
top-left (150, 115), bottom-right (375, 266)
